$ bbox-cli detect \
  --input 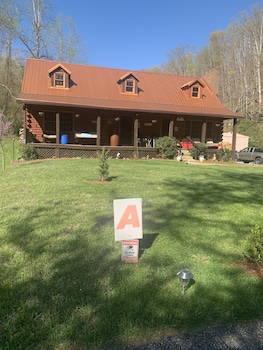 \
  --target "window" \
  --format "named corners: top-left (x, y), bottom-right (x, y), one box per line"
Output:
top-left (55, 73), bottom-right (65, 87)
top-left (181, 80), bottom-right (203, 98)
top-left (49, 64), bottom-right (71, 88)
top-left (60, 113), bottom-right (73, 133)
top-left (118, 73), bottom-right (139, 94)
top-left (44, 112), bottom-right (56, 134)
top-left (192, 86), bottom-right (199, 97)
top-left (125, 79), bottom-right (135, 93)
top-left (185, 121), bottom-right (202, 139)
